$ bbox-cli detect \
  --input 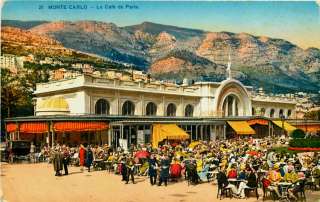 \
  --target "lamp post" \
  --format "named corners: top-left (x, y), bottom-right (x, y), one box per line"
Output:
top-left (280, 114), bottom-right (285, 137)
